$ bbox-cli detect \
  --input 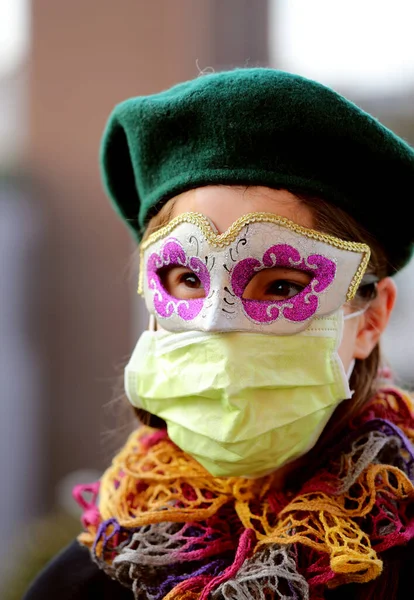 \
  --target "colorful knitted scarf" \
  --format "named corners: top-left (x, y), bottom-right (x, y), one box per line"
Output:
top-left (74, 387), bottom-right (414, 599)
